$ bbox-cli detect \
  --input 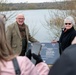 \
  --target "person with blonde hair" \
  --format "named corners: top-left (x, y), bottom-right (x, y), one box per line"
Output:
top-left (0, 18), bottom-right (49, 75)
